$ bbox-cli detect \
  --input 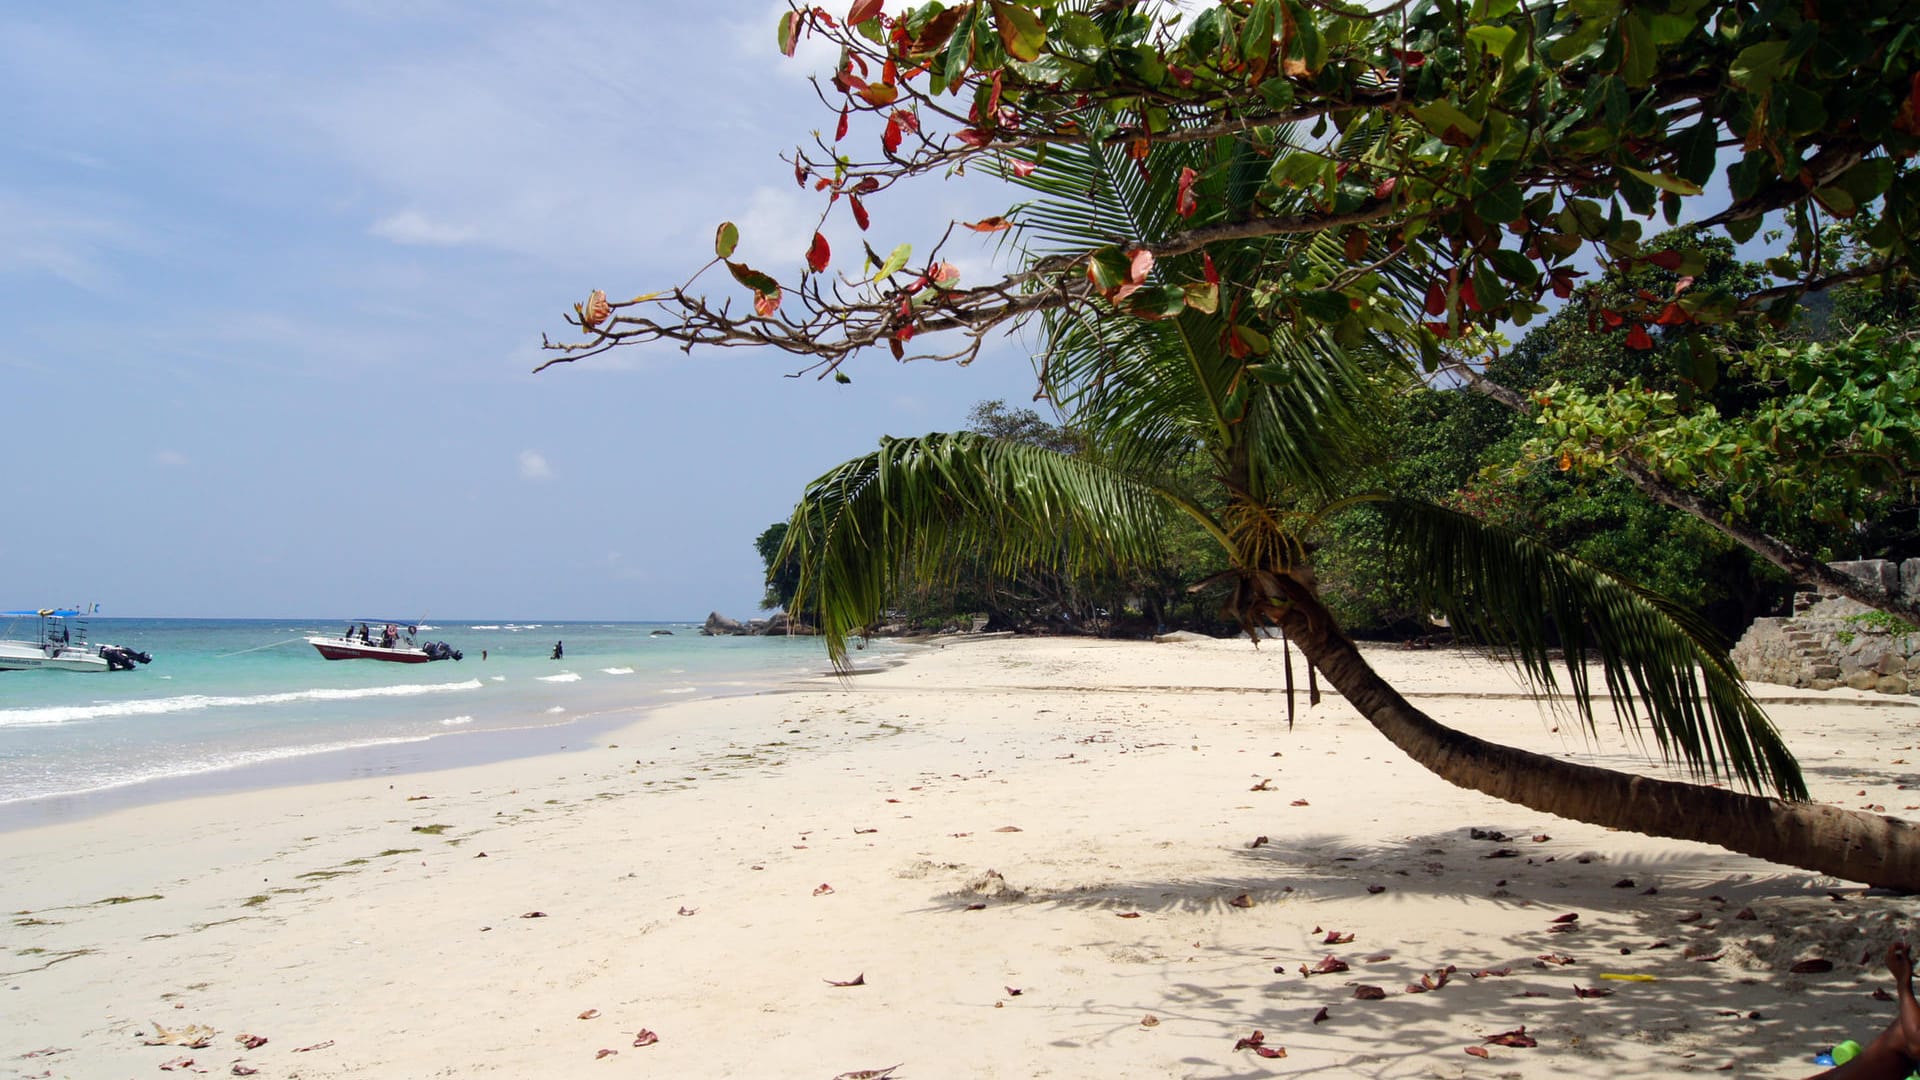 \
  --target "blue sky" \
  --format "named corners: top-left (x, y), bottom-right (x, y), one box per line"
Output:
top-left (2, 2), bottom-right (1046, 620)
